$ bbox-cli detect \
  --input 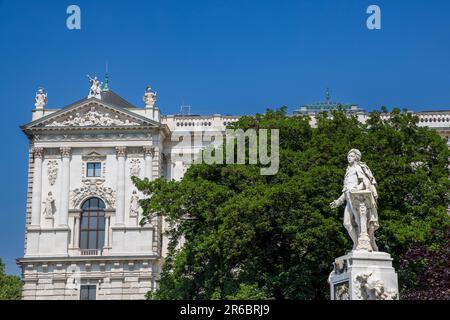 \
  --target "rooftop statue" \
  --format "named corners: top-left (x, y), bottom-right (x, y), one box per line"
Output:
top-left (34, 87), bottom-right (48, 109)
top-left (330, 149), bottom-right (379, 252)
top-left (143, 86), bottom-right (157, 107)
top-left (87, 75), bottom-right (103, 99)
